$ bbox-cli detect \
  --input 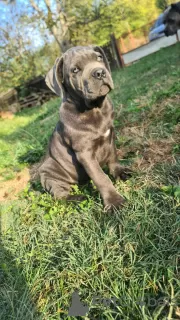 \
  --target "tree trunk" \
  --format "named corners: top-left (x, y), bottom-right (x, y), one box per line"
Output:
top-left (30, 0), bottom-right (72, 53)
